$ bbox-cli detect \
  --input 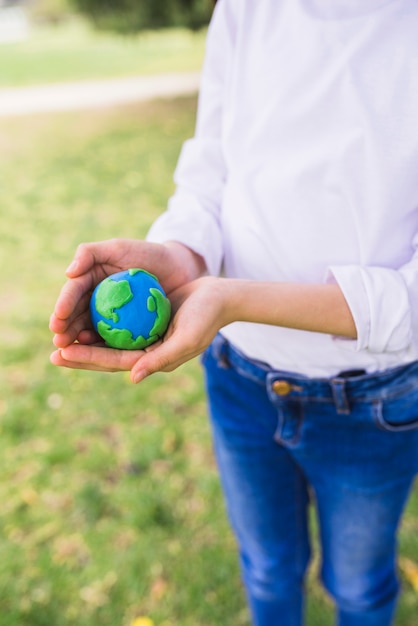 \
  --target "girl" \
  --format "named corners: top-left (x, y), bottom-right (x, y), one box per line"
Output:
top-left (50, 1), bottom-right (418, 623)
